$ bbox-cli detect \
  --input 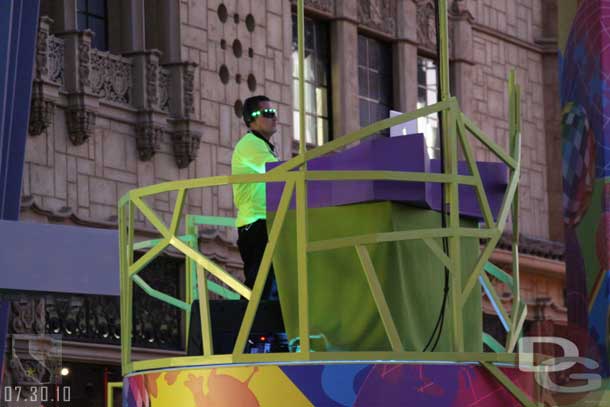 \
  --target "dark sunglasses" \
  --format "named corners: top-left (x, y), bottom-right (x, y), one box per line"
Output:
top-left (250, 108), bottom-right (277, 119)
